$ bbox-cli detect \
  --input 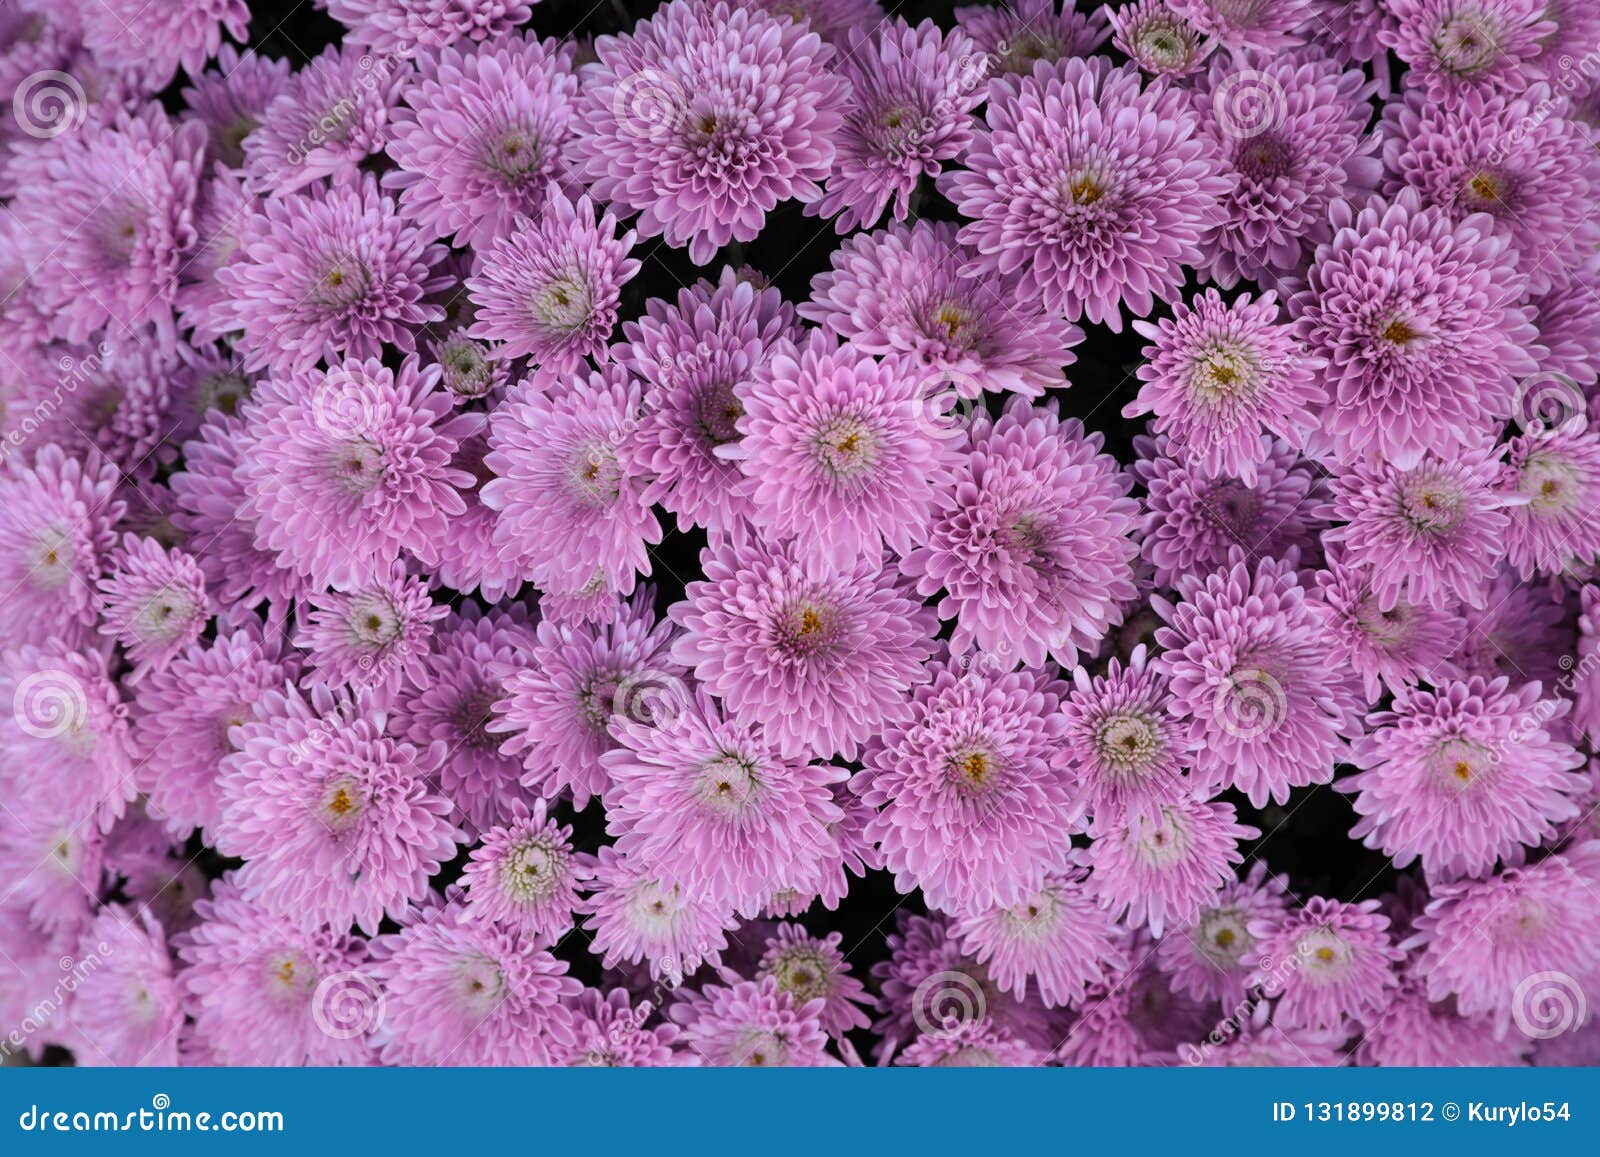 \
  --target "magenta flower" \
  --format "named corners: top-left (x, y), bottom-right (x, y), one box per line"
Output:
top-left (1155, 861), bottom-right (1291, 1005)
top-left (97, 535), bottom-right (211, 682)
top-left (1357, 971), bottom-right (1526, 1066)
top-left (326, 0), bottom-right (534, 56)
top-left (1107, 1), bottom-right (1211, 77)
top-left (59, 907), bottom-right (182, 1067)
top-left (1381, 0), bottom-right (1554, 98)
top-left (79, 0), bottom-right (247, 88)
top-left (557, 988), bottom-right (694, 1067)
top-left (1168, 0), bottom-right (1313, 52)
top-left (294, 564), bottom-right (445, 705)
top-left (579, 846), bottom-right (738, 985)
top-left (180, 45), bottom-right (291, 169)
top-left (1499, 423), bottom-right (1600, 579)
top-left (460, 799), bottom-right (592, 939)
top-left (1248, 897), bottom-right (1401, 1032)
top-left (671, 977), bottom-right (836, 1066)
top-left (1310, 551), bottom-right (1464, 702)
top-left (756, 924), bottom-right (873, 1039)
top-left (956, 0), bottom-right (1110, 73)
